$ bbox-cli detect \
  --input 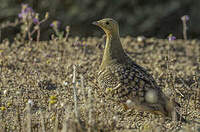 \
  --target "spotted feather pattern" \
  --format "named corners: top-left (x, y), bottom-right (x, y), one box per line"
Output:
top-left (97, 55), bottom-right (162, 104)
